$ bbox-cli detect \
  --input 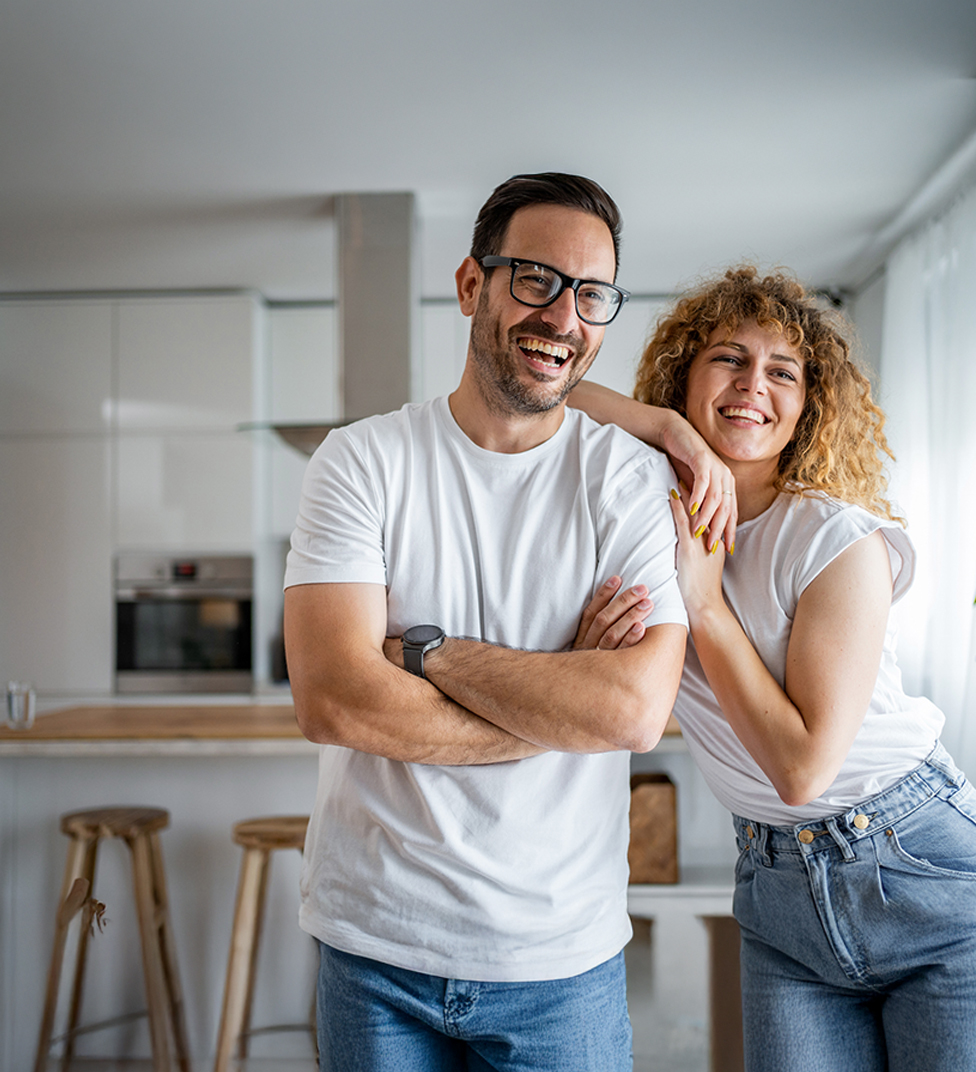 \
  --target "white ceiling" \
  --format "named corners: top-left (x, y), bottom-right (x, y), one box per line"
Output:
top-left (2, 0), bottom-right (975, 301)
